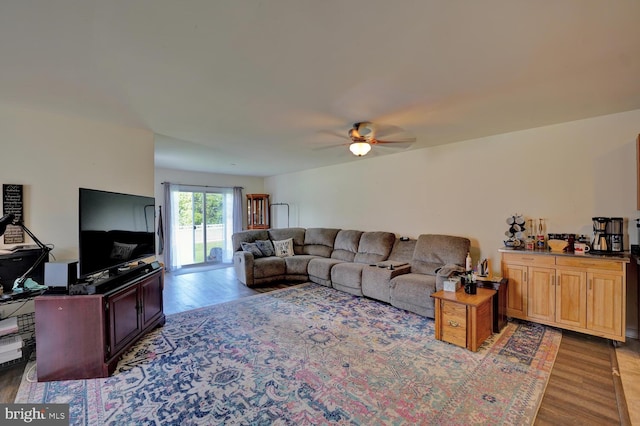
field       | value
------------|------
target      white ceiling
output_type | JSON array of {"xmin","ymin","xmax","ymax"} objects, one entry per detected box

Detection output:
[{"xmin": 2, "ymin": 1, "xmax": 640, "ymax": 177}]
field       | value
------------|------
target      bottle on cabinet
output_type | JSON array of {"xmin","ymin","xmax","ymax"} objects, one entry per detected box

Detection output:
[
  {"xmin": 463, "ymin": 252, "xmax": 477, "ymax": 294},
  {"xmin": 525, "ymin": 219, "xmax": 536, "ymax": 250},
  {"xmin": 536, "ymin": 219, "xmax": 546, "ymax": 250}
]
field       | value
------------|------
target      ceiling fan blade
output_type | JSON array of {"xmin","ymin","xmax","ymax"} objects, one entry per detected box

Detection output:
[
  {"xmin": 374, "ymin": 137, "xmax": 417, "ymax": 144},
  {"xmin": 317, "ymin": 130, "xmax": 350, "ymax": 140},
  {"xmin": 372, "ymin": 141, "xmax": 413, "ymax": 149},
  {"xmin": 370, "ymin": 123, "xmax": 406, "ymax": 138}
]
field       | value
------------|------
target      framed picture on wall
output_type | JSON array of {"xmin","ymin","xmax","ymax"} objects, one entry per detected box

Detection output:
[{"xmin": 2, "ymin": 184, "xmax": 24, "ymax": 244}]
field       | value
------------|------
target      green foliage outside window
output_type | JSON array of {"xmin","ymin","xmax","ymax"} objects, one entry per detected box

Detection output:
[{"xmin": 178, "ymin": 192, "xmax": 223, "ymax": 226}]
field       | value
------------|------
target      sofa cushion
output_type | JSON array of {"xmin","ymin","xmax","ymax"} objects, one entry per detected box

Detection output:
[
  {"xmin": 412, "ymin": 234, "xmax": 470, "ymax": 275},
  {"xmin": 232, "ymin": 230, "xmax": 270, "ymax": 252},
  {"xmin": 302, "ymin": 228, "xmax": 340, "ymax": 257},
  {"xmin": 388, "ymin": 238, "xmax": 417, "ymax": 263},
  {"xmin": 273, "ymin": 238, "xmax": 294, "ymax": 257},
  {"xmin": 308, "ymin": 257, "xmax": 345, "ymax": 287},
  {"xmin": 331, "ymin": 230, "xmax": 363, "ymax": 262},
  {"xmin": 268, "ymin": 228, "xmax": 306, "ymax": 254},
  {"xmin": 389, "ymin": 273, "xmax": 438, "ymax": 318},
  {"xmin": 241, "ymin": 242, "xmax": 264, "ymax": 258},
  {"xmin": 110, "ymin": 242, "xmax": 137, "ymax": 261},
  {"xmin": 362, "ymin": 264, "xmax": 411, "ymax": 303},
  {"xmin": 253, "ymin": 256, "xmax": 286, "ymax": 279},
  {"xmin": 353, "ymin": 231, "xmax": 396, "ymax": 264},
  {"xmin": 255, "ymin": 240, "xmax": 275, "ymax": 257},
  {"xmin": 284, "ymin": 255, "xmax": 316, "ymax": 276},
  {"xmin": 331, "ymin": 263, "xmax": 366, "ymax": 296}
]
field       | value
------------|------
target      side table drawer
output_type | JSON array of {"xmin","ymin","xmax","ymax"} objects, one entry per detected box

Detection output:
[{"xmin": 441, "ymin": 300, "xmax": 467, "ymax": 347}]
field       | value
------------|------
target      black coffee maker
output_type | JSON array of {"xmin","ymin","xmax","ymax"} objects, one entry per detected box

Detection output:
[
  {"xmin": 608, "ymin": 217, "xmax": 624, "ymax": 252},
  {"xmin": 591, "ymin": 217, "xmax": 624, "ymax": 253},
  {"xmin": 592, "ymin": 217, "xmax": 609, "ymax": 252}
]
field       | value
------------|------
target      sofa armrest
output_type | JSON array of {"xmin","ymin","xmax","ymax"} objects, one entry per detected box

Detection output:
[
  {"xmin": 233, "ymin": 251, "xmax": 254, "ymax": 286},
  {"xmin": 363, "ymin": 264, "xmax": 411, "ymax": 283},
  {"xmin": 435, "ymin": 264, "xmax": 464, "ymax": 292},
  {"xmin": 362, "ymin": 264, "xmax": 411, "ymax": 303},
  {"xmin": 436, "ymin": 264, "xmax": 465, "ymax": 278}
]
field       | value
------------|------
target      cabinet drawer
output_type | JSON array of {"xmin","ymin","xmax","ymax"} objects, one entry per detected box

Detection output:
[
  {"xmin": 502, "ymin": 253, "xmax": 556, "ymax": 266},
  {"xmin": 555, "ymin": 257, "xmax": 622, "ymax": 271},
  {"xmin": 441, "ymin": 301, "xmax": 467, "ymax": 347}
]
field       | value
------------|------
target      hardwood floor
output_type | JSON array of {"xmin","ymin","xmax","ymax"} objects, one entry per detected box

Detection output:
[
  {"xmin": 0, "ymin": 265, "xmax": 632, "ymax": 425},
  {"xmin": 162, "ymin": 265, "xmax": 289, "ymax": 315},
  {"xmin": 535, "ymin": 332, "xmax": 629, "ymax": 425}
]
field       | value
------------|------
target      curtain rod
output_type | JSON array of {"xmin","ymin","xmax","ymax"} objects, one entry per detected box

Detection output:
[{"xmin": 161, "ymin": 182, "xmax": 243, "ymax": 189}]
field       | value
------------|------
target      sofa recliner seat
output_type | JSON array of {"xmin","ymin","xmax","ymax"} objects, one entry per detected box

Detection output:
[
  {"xmin": 279, "ymin": 228, "xmax": 340, "ymax": 282},
  {"xmin": 232, "ymin": 228, "xmax": 306, "ymax": 285},
  {"xmin": 361, "ymin": 237, "xmax": 416, "ymax": 303},
  {"xmin": 307, "ymin": 229, "xmax": 363, "ymax": 287},
  {"xmin": 389, "ymin": 234, "xmax": 470, "ymax": 318},
  {"xmin": 330, "ymin": 231, "xmax": 396, "ymax": 296}
]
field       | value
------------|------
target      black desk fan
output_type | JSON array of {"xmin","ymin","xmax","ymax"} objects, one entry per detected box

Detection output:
[{"xmin": 0, "ymin": 213, "xmax": 51, "ymax": 295}]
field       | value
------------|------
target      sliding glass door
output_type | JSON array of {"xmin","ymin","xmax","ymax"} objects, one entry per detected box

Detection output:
[{"xmin": 175, "ymin": 188, "xmax": 233, "ymax": 267}]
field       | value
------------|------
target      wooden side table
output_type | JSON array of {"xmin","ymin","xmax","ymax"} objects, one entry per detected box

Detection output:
[
  {"xmin": 474, "ymin": 277, "xmax": 508, "ymax": 332},
  {"xmin": 431, "ymin": 287, "xmax": 496, "ymax": 352}
]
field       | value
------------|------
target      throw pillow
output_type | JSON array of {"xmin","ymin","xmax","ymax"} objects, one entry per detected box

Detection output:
[
  {"xmin": 241, "ymin": 242, "xmax": 264, "ymax": 258},
  {"xmin": 110, "ymin": 242, "xmax": 137, "ymax": 260},
  {"xmin": 255, "ymin": 240, "xmax": 275, "ymax": 257},
  {"xmin": 273, "ymin": 238, "xmax": 294, "ymax": 257}
]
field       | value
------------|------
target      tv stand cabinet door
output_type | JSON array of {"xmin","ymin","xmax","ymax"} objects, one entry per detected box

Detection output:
[
  {"xmin": 141, "ymin": 272, "xmax": 164, "ymax": 329},
  {"xmin": 35, "ymin": 295, "xmax": 107, "ymax": 381},
  {"xmin": 107, "ymin": 284, "xmax": 141, "ymax": 357}
]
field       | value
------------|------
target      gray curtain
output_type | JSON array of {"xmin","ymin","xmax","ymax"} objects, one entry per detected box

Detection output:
[
  {"xmin": 233, "ymin": 186, "xmax": 243, "ymax": 233},
  {"xmin": 163, "ymin": 182, "xmax": 174, "ymax": 271}
]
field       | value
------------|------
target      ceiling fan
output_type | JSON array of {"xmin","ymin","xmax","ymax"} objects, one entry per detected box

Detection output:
[{"xmin": 346, "ymin": 122, "xmax": 416, "ymax": 156}]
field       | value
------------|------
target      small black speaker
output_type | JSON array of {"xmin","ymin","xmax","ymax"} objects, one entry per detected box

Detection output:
[{"xmin": 44, "ymin": 260, "xmax": 78, "ymax": 289}]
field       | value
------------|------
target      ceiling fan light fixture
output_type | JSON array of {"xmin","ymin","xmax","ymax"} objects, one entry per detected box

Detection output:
[{"xmin": 349, "ymin": 141, "xmax": 371, "ymax": 156}]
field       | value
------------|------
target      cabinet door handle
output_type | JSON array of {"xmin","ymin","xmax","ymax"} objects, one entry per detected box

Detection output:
[
  {"xmin": 524, "ymin": 271, "xmax": 527, "ymax": 283},
  {"xmin": 589, "ymin": 279, "xmax": 592, "ymax": 290},
  {"xmin": 448, "ymin": 320, "xmax": 459, "ymax": 327}
]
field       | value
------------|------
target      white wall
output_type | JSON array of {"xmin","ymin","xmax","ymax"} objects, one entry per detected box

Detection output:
[
  {"xmin": 265, "ymin": 109, "xmax": 640, "ymax": 336},
  {"xmin": 0, "ymin": 104, "xmax": 154, "ymax": 261},
  {"xmin": 153, "ymin": 167, "xmax": 265, "ymax": 264}
]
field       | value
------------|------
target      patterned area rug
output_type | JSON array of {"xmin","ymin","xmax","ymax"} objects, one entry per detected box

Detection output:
[{"xmin": 16, "ymin": 283, "xmax": 561, "ymax": 425}]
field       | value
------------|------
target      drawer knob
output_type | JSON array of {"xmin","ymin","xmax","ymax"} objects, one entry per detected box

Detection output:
[{"xmin": 448, "ymin": 320, "xmax": 459, "ymax": 327}]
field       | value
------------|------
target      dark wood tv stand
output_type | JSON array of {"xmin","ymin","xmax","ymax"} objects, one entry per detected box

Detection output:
[{"xmin": 34, "ymin": 263, "xmax": 165, "ymax": 382}]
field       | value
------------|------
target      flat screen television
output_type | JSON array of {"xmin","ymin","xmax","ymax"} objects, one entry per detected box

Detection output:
[{"xmin": 79, "ymin": 188, "xmax": 156, "ymax": 279}]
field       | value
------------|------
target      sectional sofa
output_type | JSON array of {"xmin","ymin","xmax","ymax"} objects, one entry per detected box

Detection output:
[{"xmin": 232, "ymin": 227, "xmax": 470, "ymax": 319}]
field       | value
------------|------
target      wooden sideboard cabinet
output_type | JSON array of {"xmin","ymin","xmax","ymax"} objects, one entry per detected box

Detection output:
[
  {"xmin": 501, "ymin": 251, "xmax": 627, "ymax": 341},
  {"xmin": 35, "ymin": 266, "xmax": 165, "ymax": 381}
]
